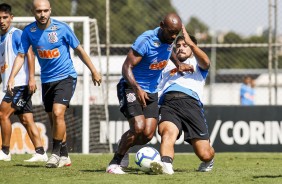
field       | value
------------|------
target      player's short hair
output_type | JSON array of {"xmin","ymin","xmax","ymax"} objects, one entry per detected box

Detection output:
[
  {"xmin": 176, "ymin": 35, "xmax": 197, "ymax": 45},
  {"xmin": 0, "ymin": 3, "xmax": 12, "ymax": 15}
]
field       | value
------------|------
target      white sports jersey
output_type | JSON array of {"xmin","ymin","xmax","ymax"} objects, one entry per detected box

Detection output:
[
  {"xmin": 0, "ymin": 27, "xmax": 29, "ymax": 92},
  {"xmin": 158, "ymin": 56, "xmax": 208, "ymax": 102}
]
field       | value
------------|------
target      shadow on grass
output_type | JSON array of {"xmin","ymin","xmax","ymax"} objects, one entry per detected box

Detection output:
[
  {"xmin": 253, "ymin": 175, "xmax": 282, "ymax": 179},
  {"xmin": 14, "ymin": 164, "xmax": 42, "ymax": 168},
  {"xmin": 79, "ymin": 167, "xmax": 188, "ymax": 175}
]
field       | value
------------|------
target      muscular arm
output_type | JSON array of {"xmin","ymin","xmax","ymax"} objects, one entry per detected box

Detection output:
[
  {"xmin": 74, "ymin": 45, "xmax": 102, "ymax": 86},
  {"xmin": 122, "ymin": 49, "xmax": 148, "ymax": 106},
  {"xmin": 182, "ymin": 25, "xmax": 210, "ymax": 70},
  {"xmin": 26, "ymin": 47, "xmax": 37, "ymax": 93}
]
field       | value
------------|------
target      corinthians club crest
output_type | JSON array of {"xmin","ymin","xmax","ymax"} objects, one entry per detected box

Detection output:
[{"xmin": 48, "ymin": 32, "xmax": 58, "ymax": 43}]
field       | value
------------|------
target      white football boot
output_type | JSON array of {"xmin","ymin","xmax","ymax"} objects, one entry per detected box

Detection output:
[
  {"xmin": 45, "ymin": 154, "xmax": 60, "ymax": 168},
  {"xmin": 58, "ymin": 156, "xmax": 72, "ymax": 167},
  {"xmin": 24, "ymin": 153, "xmax": 48, "ymax": 162},
  {"xmin": 151, "ymin": 161, "xmax": 174, "ymax": 175},
  {"xmin": 0, "ymin": 150, "xmax": 11, "ymax": 161},
  {"xmin": 106, "ymin": 164, "xmax": 126, "ymax": 174}
]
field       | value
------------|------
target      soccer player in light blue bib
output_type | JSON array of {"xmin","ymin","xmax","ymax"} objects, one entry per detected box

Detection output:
[{"xmin": 7, "ymin": 0, "xmax": 101, "ymax": 168}]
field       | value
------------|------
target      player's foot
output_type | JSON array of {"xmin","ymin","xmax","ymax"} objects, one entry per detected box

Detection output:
[
  {"xmin": 198, "ymin": 159, "xmax": 214, "ymax": 172},
  {"xmin": 58, "ymin": 156, "xmax": 71, "ymax": 167},
  {"xmin": 150, "ymin": 161, "xmax": 174, "ymax": 175},
  {"xmin": 24, "ymin": 152, "xmax": 48, "ymax": 162},
  {"xmin": 0, "ymin": 150, "xmax": 11, "ymax": 161},
  {"xmin": 45, "ymin": 154, "xmax": 60, "ymax": 168},
  {"xmin": 116, "ymin": 139, "xmax": 129, "ymax": 168},
  {"xmin": 150, "ymin": 161, "xmax": 163, "ymax": 174},
  {"xmin": 106, "ymin": 164, "xmax": 126, "ymax": 174}
]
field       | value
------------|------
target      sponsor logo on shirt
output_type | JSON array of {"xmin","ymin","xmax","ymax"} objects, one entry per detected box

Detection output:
[
  {"xmin": 50, "ymin": 25, "xmax": 58, "ymax": 31},
  {"xmin": 48, "ymin": 32, "xmax": 58, "ymax": 43},
  {"xmin": 37, "ymin": 48, "xmax": 60, "ymax": 59},
  {"xmin": 149, "ymin": 60, "xmax": 168, "ymax": 70},
  {"xmin": 30, "ymin": 27, "xmax": 37, "ymax": 32},
  {"xmin": 153, "ymin": 41, "xmax": 161, "ymax": 47}
]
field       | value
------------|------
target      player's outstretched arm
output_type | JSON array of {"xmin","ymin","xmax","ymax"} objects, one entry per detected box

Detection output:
[
  {"xmin": 27, "ymin": 46, "xmax": 37, "ymax": 94},
  {"xmin": 122, "ymin": 49, "xmax": 148, "ymax": 107},
  {"xmin": 7, "ymin": 53, "xmax": 26, "ymax": 95},
  {"xmin": 182, "ymin": 25, "xmax": 210, "ymax": 70},
  {"xmin": 75, "ymin": 45, "xmax": 102, "ymax": 86}
]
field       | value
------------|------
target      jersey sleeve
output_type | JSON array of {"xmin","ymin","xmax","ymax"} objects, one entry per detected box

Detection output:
[
  {"xmin": 131, "ymin": 34, "xmax": 149, "ymax": 56},
  {"xmin": 11, "ymin": 29, "xmax": 23, "ymax": 55},
  {"xmin": 19, "ymin": 28, "xmax": 31, "ymax": 54},
  {"xmin": 63, "ymin": 24, "xmax": 80, "ymax": 49}
]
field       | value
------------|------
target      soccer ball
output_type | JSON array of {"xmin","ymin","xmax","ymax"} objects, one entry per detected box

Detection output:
[{"xmin": 135, "ymin": 146, "xmax": 161, "ymax": 173}]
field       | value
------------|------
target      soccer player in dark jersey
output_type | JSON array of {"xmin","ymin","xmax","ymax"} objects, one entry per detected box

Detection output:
[
  {"xmin": 106, "ymin": 13, "xmax": 194, "ymax": 174},
  {"xmin": 7, "ymin": 0, "xmax": 101, "ymax": 168}
]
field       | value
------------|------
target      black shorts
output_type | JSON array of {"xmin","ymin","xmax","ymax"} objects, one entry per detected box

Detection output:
[
  {"xmin": 42, "ymin": 75, "xmax": 77, "ymax": 112},
  {"xmin": 159, "ymin": 92, "xmax": 209, "ymax": 144},
  {"xmin": 117, "ymin": 81, "xmax": 158, "ymax": 119},
  {"xmin": 2, "ymin": 86, "xmax": 33, "ymax": 115}
]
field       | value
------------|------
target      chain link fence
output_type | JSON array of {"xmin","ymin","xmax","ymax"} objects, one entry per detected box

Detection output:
[{"xmin": 6, "ymin": 0, "xmax": 282, "ymax": 105}]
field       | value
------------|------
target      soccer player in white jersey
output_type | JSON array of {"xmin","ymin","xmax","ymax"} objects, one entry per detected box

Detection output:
[
  {"xmin": 7, "ymin": 0, "xmax": 101, "ymax": 168},
  {"xmin": 151, "ymin": 25, "xmax": 215, "ymax": 174},
  {"xmin": 0, "ymin": 3, "xmax": 48, "ymax": 162}
]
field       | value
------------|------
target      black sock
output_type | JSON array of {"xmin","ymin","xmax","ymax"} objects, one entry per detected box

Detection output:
[
  {"xmin": 161, "ymin": 156, "xmax": 173, "ymax": 163},
  {"xmin": 60, "ymin": 142, "xmax": 68, "ymax": 157},
  {"xmin": 35, "ymin": 147, "xmax": 45, "ymax": 155},
  {"xmin": 2, "ymin": 146, "xmax": 9, "ymax": 155},
  {"xmin": 109, "ymin": 153, "xmax": 124, "ymax": 165},
  {"xmin": 52, "ymin": 139, "xmax": 62, "ymax": 156}
]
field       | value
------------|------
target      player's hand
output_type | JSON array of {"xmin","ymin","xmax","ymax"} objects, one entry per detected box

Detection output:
[
  {"xmin": 136, "ymin": 88, "xmax": 149, "ymax": 107},
  {"xmin": 177, "ymin": 62, "xmax": 194, "ymax": 74},
  {"xmin": 7, "ymin": 79, "xmax": 15, "ymax": 96},
  {"xmin": 181, "ymin": 24, "xmax": 194, "ymax": 46},
  {"xmin": 28, "ymin": 78, "xmax": 37, "ymax": 94},
  {"xmin": 92, "ymin": 72, "xmax": 102, "ymax": 86}
]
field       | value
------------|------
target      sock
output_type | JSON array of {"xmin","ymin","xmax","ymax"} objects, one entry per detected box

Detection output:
[
  {"xmin": 161, "ymin": 156, "xmax": 173, "ymax": 163},
  {"xmin": 35, "ymin": 147, "xmax": 45, "ymax": 155},
  {"xmin": 52, "ymin": 139, "xmax": 62, "ymax": 156},
  {"xmin": 2, "ymin": 146, "xmax": 10, "ymax": 155},
  {"xmin": 60, "ymin": 142, "xmax": 68, "ymax": 157},
  {"xmin": 109, "ymin": 152, "xmax": 124, "ymax": 165}
]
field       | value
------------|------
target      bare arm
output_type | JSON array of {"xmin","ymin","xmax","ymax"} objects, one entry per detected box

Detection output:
[
  {"xmin": 74, "ymin": 45, "xmax": 102, "ymax": 86},
  {"xmin": 26, "ymin": 47, "xmax": 37, "ymax": 94},
  {"xmin": 122, "ymin": 49, "xmax": 148, "ymax": 106},
  {"xmin": 182, "ymin": 25, "xmax": 210, "ymax": 70},
  {"xmin": 7, "ymin": 53, "xmax": 26, "ymax": 95}
]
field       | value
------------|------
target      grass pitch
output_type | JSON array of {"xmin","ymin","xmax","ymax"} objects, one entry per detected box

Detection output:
[{"xmin": 0, "ymin": 153, "xmax": 281, "ymax": 184}]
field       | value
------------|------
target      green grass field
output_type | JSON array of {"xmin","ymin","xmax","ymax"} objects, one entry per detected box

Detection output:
[{"xmin": 0, "ymin": 153, "xmax": 282, "ymax": 184}]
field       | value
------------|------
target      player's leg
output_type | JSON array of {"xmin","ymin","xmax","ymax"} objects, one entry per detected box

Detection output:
[
  {"xmin": 44, "ymin": 76, "xmax": 76, "ymax": 168},
  {"xmin": 106, "ymin": 114, "xmax": 146, "ymax": 174},
  {"xmin": 18, "ymin": 112, "xmax": 48, "ymax": 162},
  {"xmin": 151, "ymin": 121, "xmax": 178, "ymax": 175},
  {"xmin": 45, "ymin": 103, "xmax": 67, "ymax": 168},
  {"xmin": 0, "ymin": 101, "xmax": 15, "ymax": 161},
  {"xmin": 191, "ymin": 139, "xmax": 215, "ymax": 172},
  {"xmin": 46, "ymin": 112, "xmax": 70, "ymax": 167}
]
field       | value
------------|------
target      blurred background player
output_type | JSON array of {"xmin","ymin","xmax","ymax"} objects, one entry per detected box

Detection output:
[
  {"xmin": 7, "ymin": 0, "xmax": 102, "ymax": 168},
  {"xmin": 240, "ymin": 75, "xmax": 255, "ymax": 105},
  {"xmin": 151, "ymin": 26, "xmax": 214, "ymax": 174},
  {"xmin": 105, "ymin": 13, "xmax": 194, "ymax": 174},
  {"xmin": 0, "ymin": 3, "xmax": 47, "ymax": 162}
]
